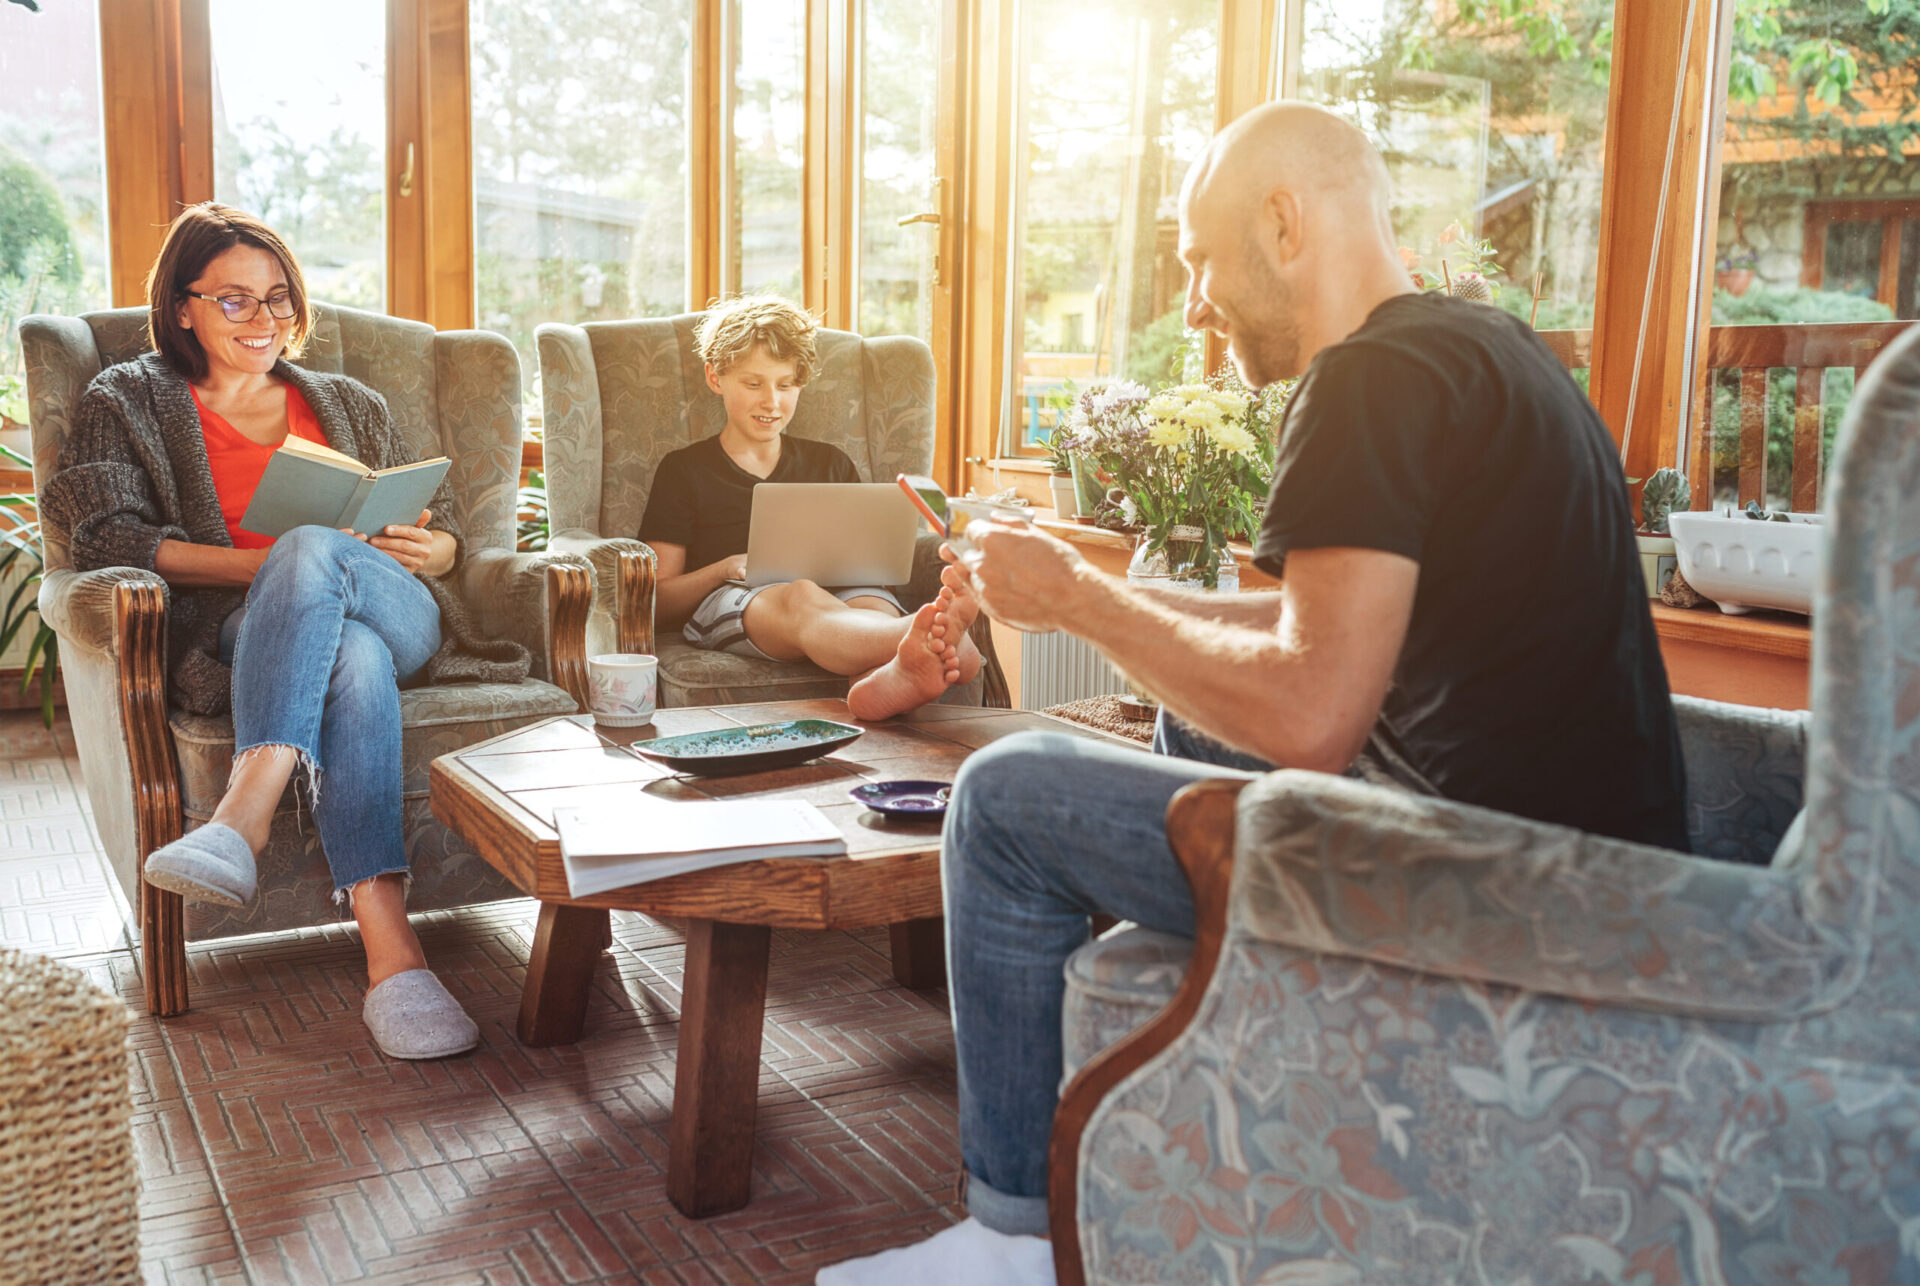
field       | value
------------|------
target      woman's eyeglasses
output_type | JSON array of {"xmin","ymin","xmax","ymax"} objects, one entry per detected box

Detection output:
[{"xmin": 185, "ymin": 290, "xmax": 297, "ymax": 323}]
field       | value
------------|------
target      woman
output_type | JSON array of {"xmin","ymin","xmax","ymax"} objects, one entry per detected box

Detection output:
[{"xmin": 43, "ymin": 203, "xmax": 529, "ymax": 1059}]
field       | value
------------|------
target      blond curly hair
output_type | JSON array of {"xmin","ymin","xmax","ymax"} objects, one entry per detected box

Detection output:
[{"xmin": 696, "ymin": 295, "xmax": 820, "ymax": 384}]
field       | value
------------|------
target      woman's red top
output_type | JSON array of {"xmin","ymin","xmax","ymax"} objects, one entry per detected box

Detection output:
[{"xmin": 193, "ymin": 383, "xmax": 331, "ymax": 550}]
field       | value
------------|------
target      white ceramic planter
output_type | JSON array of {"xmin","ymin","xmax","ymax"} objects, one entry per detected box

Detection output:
[
  {"xmin": 1667, "ymin": 509, "xmax": 1823, "ymax": 616},
  {"xmin": 1047, "ymin": 472, "xmax": 1077, "ymax": 517}
]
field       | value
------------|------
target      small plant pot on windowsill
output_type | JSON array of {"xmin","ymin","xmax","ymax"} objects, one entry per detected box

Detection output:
[
  {"xmin": 1636, "ymin": 531, "xmax": 1677, "ymax": 599},
  {"xmin": 0, "ymin": 418, "xmax": 29, "ymax": 462},
  {"xmin": 1715, "ymin": 269, "xmax": 1754, "ymax": 297},
  {"xmin": 1047, "ymin": 471, "xmax": 1077, "ymax": 518}
]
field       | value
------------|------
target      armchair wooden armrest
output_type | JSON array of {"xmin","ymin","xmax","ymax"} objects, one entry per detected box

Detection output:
[
  {"xmin": 457, "ymin": 550, "xmax": 595, "ymax": 709},
  {"xmin": 1049, "ymin": 778, "xmax": 1246, "ymax": 1286}
]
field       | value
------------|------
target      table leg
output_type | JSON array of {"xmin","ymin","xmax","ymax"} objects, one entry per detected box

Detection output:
[
  {"xmin": 517, "ymin": 902, "xmax": 610, "ymax": 1047},
  {"xmin": 667, "ymin": 919, "xmax": 772, "ymax": 1218},
  {"xmin": 888, "ymin": 916, "xmax": 947, "ymax": 989}
]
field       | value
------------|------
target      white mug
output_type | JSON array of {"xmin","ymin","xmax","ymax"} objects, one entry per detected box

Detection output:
[{"xmin": 587, "ymin": 653, "xmax": 658, "ymax": 726}]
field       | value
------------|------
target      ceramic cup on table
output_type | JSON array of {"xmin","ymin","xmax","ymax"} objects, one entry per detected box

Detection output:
[{"xmin": 587, "ymin": 653, "xmax": 658, "ymax": 726}]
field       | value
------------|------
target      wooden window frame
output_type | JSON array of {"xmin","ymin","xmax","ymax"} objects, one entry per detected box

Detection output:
[
  {"xmin": 1800, "ymin": 197, "xmax": 1920, "ymax": 310},
  {"xmin": 102, "ymin": 0, "xmax": 471, "ymax": 328},
  {"xmin": 95, "ymin": 0, "xmax": 1745, "ymax": 507}
]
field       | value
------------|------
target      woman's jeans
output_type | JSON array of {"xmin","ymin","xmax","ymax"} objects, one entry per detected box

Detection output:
[
  {"xmin": 218, "ymin": 525, "xmax": 442, "ymax": 901},
  {"xmin": 943, "ymin": 713, "xmax": 1269, "ymax": 1237}
]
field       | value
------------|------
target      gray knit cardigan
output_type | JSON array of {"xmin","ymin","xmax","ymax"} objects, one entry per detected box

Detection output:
[{"xmin": 41, "ymin": 352, "xmax": 531, "ymax": 716}]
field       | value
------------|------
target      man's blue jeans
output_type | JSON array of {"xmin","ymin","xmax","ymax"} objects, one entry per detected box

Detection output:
[
  {"xmin": 943, "ymin": 713, "xmax": 1270, "ymax": 1236},
  {"xmin": 218, "ymin": 526, "xmax": 443, "ymax": 902}
]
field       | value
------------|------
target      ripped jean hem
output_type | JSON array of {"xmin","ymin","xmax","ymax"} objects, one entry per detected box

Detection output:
[{"xmin": 334, "ymin": 870, "xmax": 414, "ymax": 910}]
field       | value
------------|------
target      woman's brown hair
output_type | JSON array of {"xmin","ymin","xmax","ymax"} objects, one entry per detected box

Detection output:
[{"xmin": 145, "ymin": 203, "xmax": 314, "ymax": 380}]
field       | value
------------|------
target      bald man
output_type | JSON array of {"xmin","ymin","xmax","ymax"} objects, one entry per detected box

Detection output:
[{"xmin": 817, "ymin": 103, "xmax": 1687, "ymax": 1285}]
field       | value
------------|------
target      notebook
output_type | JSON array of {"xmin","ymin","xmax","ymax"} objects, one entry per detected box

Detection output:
[
  {"xmin": 239, "ymin": 435, "xmax": 451, "ymax": 539},
  {"xmin": 553, "ymin": 793, "xmax": 848, "ymax": 897}
]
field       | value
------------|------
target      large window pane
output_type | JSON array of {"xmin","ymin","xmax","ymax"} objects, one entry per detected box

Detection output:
[
  {"xmin": 471, "ymin": 0, "xmax": 692, "ymax": 384},
  {"xmin": 859, "ymin": 0, "xmax": 940, "ymax": 341},
  {"xmin": 1297, "ymin": 0, "xmax": 1613, "ymax": 337},
  {"xmin": 1701, "ymin": 4, "xmax": 1919, "ymax": 512},
  {"xmin": 0, "ymin": 1, "xmax": 112, "ymax": 397},
  {"xmin": 1006, "ymin": 0, "xmax": 1219, "ymax": 454},
  {"xmin": 730, "ymin": 0, "xmax": 804, "ymax": 298},
  {"xmin": 211, "ymin": 0, "xmax": 385, "ymax": 310}
]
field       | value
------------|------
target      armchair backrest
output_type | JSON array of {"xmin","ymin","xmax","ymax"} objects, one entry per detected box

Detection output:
[
  {"xmin": 1800, "ymin": 319, "xmax": 1920, "ymax": 1036},
  {"xmin": 21, "ymin": 302, "xmax": 524, "ymax": 568},
  {"xmin": 537, "ymin": 312, "xmax": 936, "ymax": 542}
]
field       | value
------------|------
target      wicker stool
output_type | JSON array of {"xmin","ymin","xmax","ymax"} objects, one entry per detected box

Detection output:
[{"xmin": 0, "ymin": 949, "xmax": 139, "ymax": 1285}]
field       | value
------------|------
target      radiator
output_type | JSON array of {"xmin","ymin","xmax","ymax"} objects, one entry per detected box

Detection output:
[{"xmin": 1019, "ymin": 630, "xmax": 1130, "ymax": 710}]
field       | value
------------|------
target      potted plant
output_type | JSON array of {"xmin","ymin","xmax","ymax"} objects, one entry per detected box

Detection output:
[
  {"xmin": 1716, "ymin": 247, "xmax": 1758, "ymax": 297},
  {"xmin": 1041, "ymin": 421, "xmax": 1078, "ymax": 517},
  {"xmin": 1636, "ymin": 467, "xmax": 1689, "ymax": 598},
  {"xmin": 1069, "ymin": 370, "xmax": 1282, "ymax": 593},
  {"xmin": 0, "ymin": 442, "xmax": 60, "ymax": 726},
  {"xmin": 0, "ymin": 375, "xmax": 29, "ymax": 460}
]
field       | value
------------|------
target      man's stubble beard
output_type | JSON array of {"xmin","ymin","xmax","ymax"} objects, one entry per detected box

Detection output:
[{"xmin": 1228, "ymin": 255, "xmax": 1302, "ymax": 389}]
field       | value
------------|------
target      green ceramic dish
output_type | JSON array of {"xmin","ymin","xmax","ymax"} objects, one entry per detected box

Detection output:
[{"xmin": 626, "ymin": 719, "xmax": 864, "ymax": 775}]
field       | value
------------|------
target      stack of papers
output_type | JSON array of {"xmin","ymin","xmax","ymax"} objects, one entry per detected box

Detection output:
[{"xmin": 553, "ymin": 792, "xmax": 847, "ymax": 897}]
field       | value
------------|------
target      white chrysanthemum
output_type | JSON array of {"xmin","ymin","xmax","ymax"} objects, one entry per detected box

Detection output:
[
  {"xmin": 1206, "ymin": 389, "xmax": 1251, "ymax": 417},
  {"xmin": 1180, "ymin": 400, "xmax": 1225, "ymax": 433},
  {"xmin": 1206, "ymin": 421, "xmax": 1256, "ymax": 454},
  {"xmin": 1147, "ymin": 417, "xmax": 1189, "ymax": 448}
]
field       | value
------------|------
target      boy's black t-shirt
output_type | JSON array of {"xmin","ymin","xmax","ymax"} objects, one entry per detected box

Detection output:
[
  {"xmin": 638, "ymin": 433, "xmax": 861, "ymax": 571},
  {"xmin": 1254, "ymin": 292, "xmax": 1691, "ymax": 852}
]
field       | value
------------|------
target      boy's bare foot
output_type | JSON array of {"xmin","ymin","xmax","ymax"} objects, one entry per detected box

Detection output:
[
  {"xmin": 847, "ymin": 602, "xmax": 960, "ymax": 720},
  {"xmin": 939, "ymin": 563, "xmax": 984, "ymax": 636},
  {"xmin": 932, "ymin": 586, "xmax": 983, "ymax": 685}
]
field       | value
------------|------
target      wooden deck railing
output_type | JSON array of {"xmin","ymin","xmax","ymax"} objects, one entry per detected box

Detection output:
[{"xmin": 1540, "ymin": 320, "xmax": 1911, "ymax": 511}]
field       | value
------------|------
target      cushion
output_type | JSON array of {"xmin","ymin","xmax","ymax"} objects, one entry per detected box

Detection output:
[{"xmin": 1061, "ymin": 925, "xmax": 1193, "ymax": 1082}]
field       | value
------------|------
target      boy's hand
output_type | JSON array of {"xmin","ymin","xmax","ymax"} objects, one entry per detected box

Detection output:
[
  {"xmin": 371, "ymin": 508, "xmax": 437, "ymax": 572},
  {"xmin": 717, "ymin": 553, "xmax": 750, "ymax": 583}
]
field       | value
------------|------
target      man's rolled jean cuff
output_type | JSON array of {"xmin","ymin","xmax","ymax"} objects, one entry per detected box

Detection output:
[{"xmin": 965, "ymin": 1170, "xmax": 1050, "ymax": 1238}]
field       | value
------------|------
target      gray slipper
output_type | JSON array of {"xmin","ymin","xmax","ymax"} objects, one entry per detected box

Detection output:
[
  {"xmin": 362, "ymin": 969, "xmax": 480, "ymax": 1060},
  {"xmin": 143, "ymin": 822, "xmax": 257, "ymax": 907}
]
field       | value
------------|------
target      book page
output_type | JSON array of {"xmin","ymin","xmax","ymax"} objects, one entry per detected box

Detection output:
[{"xmin": 278, "ymin": 434, "xmax": 369, "ymax": 472}]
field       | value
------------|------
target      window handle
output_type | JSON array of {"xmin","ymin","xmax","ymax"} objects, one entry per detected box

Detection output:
[
  {"xmin": 897, "ymin": 211, "xmax": 940, "ymax": 227},
  {"xmin": 399, "ymin": 142, "xmax": 415, "ymax": 198}
]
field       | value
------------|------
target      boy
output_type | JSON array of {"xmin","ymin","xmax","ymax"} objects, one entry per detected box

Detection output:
[{"xmin": 638, "ymin": 295, "xmax": 980, "ymax": 719}]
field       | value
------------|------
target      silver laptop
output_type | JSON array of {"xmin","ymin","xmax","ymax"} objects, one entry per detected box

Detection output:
[{"xmin": 743, "ymin": 483, "xmax": 919, "ymax": 588}]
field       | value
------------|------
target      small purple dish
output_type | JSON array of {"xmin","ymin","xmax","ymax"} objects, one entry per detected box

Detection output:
[{"xmin": 849, "ymin": 779, "xmax": 953, "ymax": 818}]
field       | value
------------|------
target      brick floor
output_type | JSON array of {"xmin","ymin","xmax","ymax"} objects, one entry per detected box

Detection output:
[{"xmin": 0, "ymin": 711, "xmax": 964, "ymax": 1284}]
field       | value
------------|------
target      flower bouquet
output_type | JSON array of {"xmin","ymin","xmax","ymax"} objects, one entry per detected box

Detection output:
[{"xmin": 1065, "ymin": 366, "xmax": 1285, "ymax": 591}]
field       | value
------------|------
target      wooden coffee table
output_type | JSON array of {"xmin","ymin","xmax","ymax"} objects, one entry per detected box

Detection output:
[{"xmin": 429, "ymin": 696, "xmax": 1135, "ymax": 1218}]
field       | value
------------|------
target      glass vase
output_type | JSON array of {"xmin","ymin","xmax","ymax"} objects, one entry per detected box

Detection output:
[{"xmin": 1125, "ymin": 524, "xmax": 1239, "ymax": 594}]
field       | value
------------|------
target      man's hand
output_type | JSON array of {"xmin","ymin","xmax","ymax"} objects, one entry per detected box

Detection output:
[
  {"xmin": 940, "ymin": 519, "xmax": 1090, "ymax": 633},
  {"xmin": 370, "ymin": 509, "xmax": 438, "ymax": 573}
]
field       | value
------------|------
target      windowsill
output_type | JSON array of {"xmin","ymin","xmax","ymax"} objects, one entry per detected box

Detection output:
[
  {"xmin": 1649, "ymin": 602, "xmax": 1809, "ymax": 660},
  {"xmin": 1045, "ymin": 516, "xmax": 1806, "ymax": 653}
]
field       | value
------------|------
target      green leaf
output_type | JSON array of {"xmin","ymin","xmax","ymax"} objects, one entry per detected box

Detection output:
[{"xmin": 0, "ymin": 442, "xmax": 32, "ymax": 469}]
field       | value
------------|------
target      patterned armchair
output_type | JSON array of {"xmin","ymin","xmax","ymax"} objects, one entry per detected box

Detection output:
[
  {"xmin": 1048, "ymin": 323, "xmax": 1920, "ymax": 1284},
  {"xmin": 535, "ymin": 313, "xmax": 1007, "ymax": 708},
  {"xmin": 23, "ymin": 303, "xmax": 593, "ymax": 1016}
]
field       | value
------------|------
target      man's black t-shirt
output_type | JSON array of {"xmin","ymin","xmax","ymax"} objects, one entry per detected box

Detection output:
[
  {"xmin": 1254, "ymin": 292, "xmax": 1690, "ymax": 851},
  {"xmin": 638, "ymin": 433, "xmax": 861, "ymax": 571}
]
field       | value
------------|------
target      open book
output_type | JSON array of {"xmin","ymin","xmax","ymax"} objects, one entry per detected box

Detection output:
[
  {"xmin": 238, "ymin": 435, "xmax": 450, "ymax": 539},
  {"xmin": 553, "ymin": 793, "xmax": 847, "ymax": 897}
]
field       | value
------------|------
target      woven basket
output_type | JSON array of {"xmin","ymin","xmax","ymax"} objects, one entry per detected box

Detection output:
[{"xmin": 0, "ymin": 949, "xmax": 140, "ymax": 1285}]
